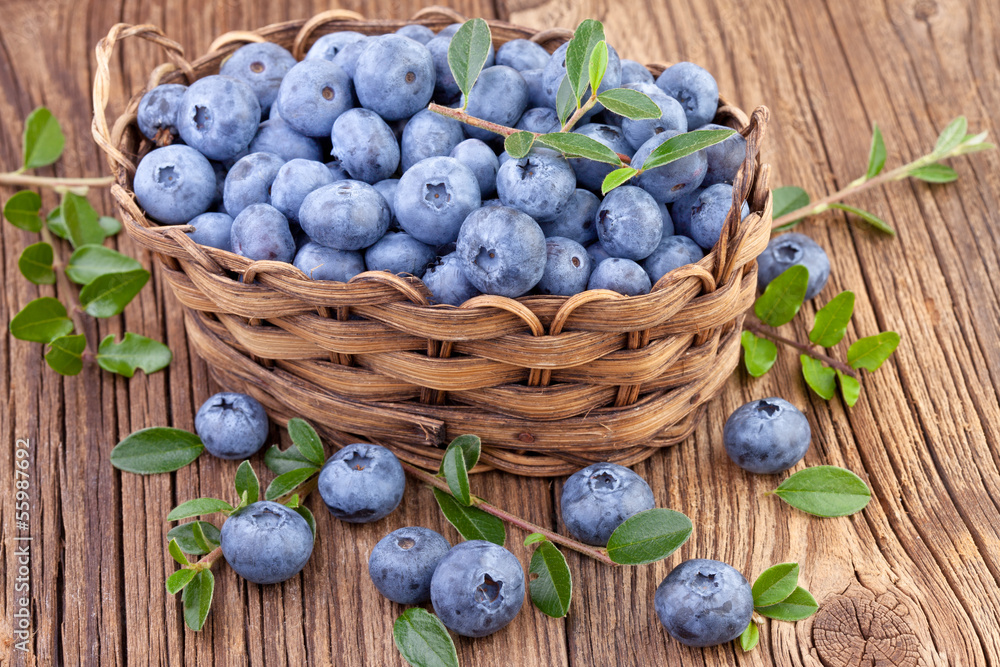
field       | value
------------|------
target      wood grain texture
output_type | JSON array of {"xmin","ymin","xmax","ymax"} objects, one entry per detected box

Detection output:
[{"xmin": 1, "ymin": 0, "xmax": 998, "ymax": 666}]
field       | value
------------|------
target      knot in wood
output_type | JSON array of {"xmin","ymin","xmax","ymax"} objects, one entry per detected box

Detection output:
[
  {"xmin": 813, "ymin": 596, "xmax": 920, "ymax": 667},
  {"xmin": 517, "ymin": 432, "xmax": 535, "ymax": 444}
]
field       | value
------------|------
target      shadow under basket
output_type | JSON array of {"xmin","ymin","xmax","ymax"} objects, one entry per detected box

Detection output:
[{"xmin": 92, "ymin": 7, "xmax": 773, "ymax": 476}]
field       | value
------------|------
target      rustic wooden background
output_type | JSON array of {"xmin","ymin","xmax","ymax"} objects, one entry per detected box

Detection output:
[{"xmin": 2, "ymin": 0, "xmax": 999, "ymax": 665}]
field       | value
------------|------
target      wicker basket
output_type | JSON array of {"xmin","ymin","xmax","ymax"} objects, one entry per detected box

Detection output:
[{"xmin": 91, "ymin": 7, "xmax": 772, "ymax": 476}]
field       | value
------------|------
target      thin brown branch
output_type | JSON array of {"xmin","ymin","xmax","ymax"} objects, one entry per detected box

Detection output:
[{"xmin": 745, "ymin": 320, "xmax": 856, "ymax": 377}]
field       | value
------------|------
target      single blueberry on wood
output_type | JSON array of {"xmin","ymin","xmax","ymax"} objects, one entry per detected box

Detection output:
[
  {"xmin": 560, "ymin": 463, "xmax": 655, "ymax": 546},
  {"xmin": 368, "ymin": 526, "xmax": 451, "ymax": 605},
  {"xmin": 317, "ymin": 443, "xmax": 405, "ymax": 523},
  {"xmin": 195, "ymin": 391, "xmax": 269, "ymax": 460},
  {"xmin": 430, "ymin": 540, "xmax": 525, "ymax": 637},
  {"xmin": 655, "ymin": 558, "xmax": 753, "ymax": 647},
  {"xmin": 220, "ymin": 500, "xmax": 314, "ymax": 585},
  {"xmin": 723, "ymin": 397, "xmax": 811, "ymax": 474}
]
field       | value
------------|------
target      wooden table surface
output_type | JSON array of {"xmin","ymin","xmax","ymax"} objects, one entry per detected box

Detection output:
[{"xmin": 2, "ymin": 0, "xmax": 999, "ymax": 665}]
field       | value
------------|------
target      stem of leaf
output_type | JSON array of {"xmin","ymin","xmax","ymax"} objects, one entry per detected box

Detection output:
[
  {"xmin": 560, "ymin": 93, "xmax": 599, "ymax": 133},
  {"xmin": 401, "ymin": 462, "xmax": 617, "ymax": 566},
  {"xmin": 745, "ymin": 320, "xmax": 856, "ymax": 378},
  {"xmin": 190, "ymin": 546, "xmax": 224, "ymax": 572},
  {"xmin": 0, "ymin": 172, "xmax": 115, "ymax": 189},
  {"xmin": 427, "ymin": 103, "xmax": 520, "ymax": 138}
]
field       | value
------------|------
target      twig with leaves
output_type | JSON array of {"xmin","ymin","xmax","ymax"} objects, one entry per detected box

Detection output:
[{"xmin": 3, "ymin": 108, "xmax": 171, "ymax": 377}]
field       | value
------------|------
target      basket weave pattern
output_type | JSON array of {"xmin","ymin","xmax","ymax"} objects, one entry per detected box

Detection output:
[{"xmin": 92, "ymin": 8, "xmax": 772, "ymax": 476}]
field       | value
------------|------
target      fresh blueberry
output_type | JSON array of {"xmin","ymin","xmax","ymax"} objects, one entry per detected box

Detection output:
[
  {"xmin": 134, "ymin": 145, "xmax": 216, "ymax": 224},
  {"xmin": 757, "ymin": 233, "xmax": 831, "ymax": 300},
  {"xmin": 723, "ymin": 397, "xmax": 811, "ymax": 474},
  {"xmin": 496, "ymin": 150, "xmax": 575, "ymax": 222},
  {"xmin": 619, "ymin": 82, "xmax": 688, "ymax": 151},
  {"xmin": 137, "ymin": 84, "xmax": 187, "ymax": 142},
  {"xmin": 220, "ymin": 42, "xmax": 296, "ymax": 114},
  {"xmin": 430, "ymin": 540, "xmax": 525, "ymax": 638},
  {"xmin": 365, "ymin": 231, "xmax": 436, "ymax": 277},
  {"xmin": 293, "ymin": 242, "xmax": 365, "ymax": 281},
  {"xmin": 515, "ymin": 107, "xmax": 561, "ymax": 134},
  {"xmin": 658, "ymin": 200, "xmax": 675, "ymax": 237},
  {"xmin": 395, "ymin": 156, "xmax": 482, "ymax": 246},
  {"xmin": 538, "ymin": 236, "xmax": 592, "ymax": 296},
  {"xmin": 423, "ymin": 252, "xmax": 481, "ymax": 305},
  {"xmin": 220, "ymin": 500, "xmax": 314, "ymax": 585},
  {"xmin": 673, "ymin": 183, "xmax": 748, "ymax": 250},
  {"xmin": 569, "ymin": 123, "xmax": 633, "ymax": 193},
  {"xmin": 269, "ymin": 158, "xmax": 335, "ymax": 222},
  {"xmin": 560, "ymin": 463, "xmax": 655, "ymax": 546},
  {"xmin": 595, "ymin": 185, "xmax": 663, "ymax": 260},
  {"xmin": 305, "ymin": 31, "xmax": 366, "ymax": 61},
  {"xmin": 450, "ymin": 138, "xmax": 500, "ymax": 197},
  {"xmin": 655, "ymin": 559, "xmax": 753, "ymax": 647},
  {"xmin": 588, "ymin": 258, "xmax": 652, "ymax": 296},
  {"xmin": 586, "ymin": 240, "xmax": 613, "ymax": 266},
  {"xmin": 186, "ymin": 212, "xmax": 234, "ymax": 251},
  {"xmin": 456, "ymin": 205, "xmax": 547, "ymax": 298},
  {"xmin": 425, "ymin": 36, "xmax": 461, "ymax": 102},
  {"xmin": 299, "ymin": 181, "xmax": 391, "ymax": 250},
  {"xmin": 249, "ymin": 116, "xmax": 323, "ymax": 163},
  {"xmin": 401, "ymin": 109, "xmax": 464, "ymax": 172},
  {"xmin": 354, "ymin": 35, "xmax": 435, "ymax": 121},
  {"xmin": 620, "ymin": 59, "xmax": 654, "ymax": 85},
  {"xmin": 275, "ymin": 59, "xmax": 353, "ymax": 137},
  {"xmin": 643, "ymin": 235, "xmax": 705, "ymax": 284},
  {"xmin": 330, "ymin": 37, "xmax": 370, "ymax": 78},
  {"xmin": 317, "ymin": 443, "xmax": 406, "ymax": 523},
  {"xmin": 372, "ymin": 179, "xmax": 399, "ymax": 220},
  {"xmin": 223, "ymin": 151, "xmax": 285, "ymax": 218},
  {"xmin": 231, "ymin": 203, "xmax": 296, "ymax": 262},
  {"xmin": 195, "ymin": 391, "xmax": 269, "ymax": 459},
  {"xmin": 368, "ymin": 526, "xmax": 451, "ymax": 605},
  {"xmin": 521, "ymin": 68, "xmax": 549, "ymax": 109},
  {"xmin": 462, "ymin": 66, "xmax": 529, "ymax": 142},
  {"xmin": 699, "ymin": 123, "xmax": 747, "ymax": 186},
  {"xmin": 395, "ymin": 24, "xmax": 436, "ymax": 45},
  {"xmin": 632, "ymin": 130, "xmax": 707, "ymax": 203},
  {"xmin": 177, "ymin": 75, "xmax": 261, "ymax": 160},
  {"xmin": 655, "ymin": 62, "xmax": 719, "ymax": 129},
  {"xmin": 539, "ymin": 188, "xmax": 601, "ymax": 245},
  {"xmin": 331, "ymin": 108, "xmax": 401, "ymax": 183},
  {"xmin": 496, "ymin": 39, "xmax": 549, "ymax": 71}
]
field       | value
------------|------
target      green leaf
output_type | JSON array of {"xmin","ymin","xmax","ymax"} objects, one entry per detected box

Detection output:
[
  {"xmin": 865, "ymin": 123, "xmax": 886, "ymax": 179},
  {"xmin": 773, "ymin": 465, "xmax": 871, "ymax": 517},
  {"xmin": 447, "ymin": 434, "xmax": 481, "ymax": 471},
  {"xmin": 755, "ymin": 586, "xmax": 819, "ymax": 621},
  {"xmin": 96, "ymin": 332, "xmax": 172, "ymax": 377},
  {"xmin": 393, "ymin": 608, "xmax": 459, "ymax": 667},
  {"xmin": 910, "ymin": 163, "xmax": 958, "ymax": 183},
  {"xmin": 565, "ymin": 19, "xmax": 606, "ymax": 102},
  {"xmin": 287, "ymin": 418, "xmax": 325, "ymax": 467},
  {"xmin": 168, "ymin": 538, "xmax": 189, "ymax": 565},
  {"xmin": 264, "ymin": 443, "xmax": 316, "ymax": 474},
  {"xmin": 754, "ymin": 265, "xmax": 809, "ymax": 327},
  {"xmin": 62, "ymin": 192, "xmax": 105, "ymax": 248},
  {"xmin": 78, "ymin": 268, "xmax": 150, "ymax": 318},
  {"xmin": 771, "ymin": 186, "xmax": 810, "ymax": 229},
  {"xmin": 809, "ymin": 291, "xmax": 855, "ymax": 347},
  {"xmin": 588, "ymin": 41, "xmax": 609, "ymax": 98},
  {"xmin": 293, "ymin": 504, "xmax": 316, "ymax": 538},
  {"xmin": 504, "ymin": 131, "xmax": 535, "ymax": 159},
  {"xmin": 182, "ymin": 570, "xmax": 215, "ymax": 631},
  {"xmin": 448, "ymin": 18, "xmax": 492, "ymax": 107},
  {"xmin": 837, "ymin": 370, "xmax": 861, "ymax": 407},
  {"xmin": 167, "ymin": 521, "xmax": 221, "ymax": 555},
  {"xmin": 45, "ymin": 334, "xmax": 87, "ymax": 376},
  {"xmin": 167, "ymin": 498, "xmax": 235, "ymax": 522},
  {"xmin": 741, "ymin": 330, "xmax": 778, "ymax": 377},
  {"xmin": 528, "ymin": 539, "xmax": 573, "ymax": 618},
  {"xmin": 46, "ymin": 206, "xmax": 68, "ymax": 239},
  {"xmin": 524, "ymin": 532, "xmax": 547, "ymax": 546},
  {"xmin": 19, "ymin": 242, "xmax": 55, "ymax": 285},
  {"xmin": 640, "ymin": 129, "xmax": 736, "ymax": 171},
  {"xmin": 596, "ymin": 88, "xmax": 661, "ymax": 120},
  {"xmin": 234, "ymin": 461, "xmax": 260, "ymax": 505},
  {"xmin": 740, "ymin": 620, "xmax": 759, "ymax": 652},
  {"xmin": 752, "ymin": 563, "xmax": 799, "ymax": 607},
  {"xmin": 9, "ymin": 297, "xmax": 74, "ymax": 343},
  {"xmin": 3, "ymin": 190, "xmax": 43, "ymax": 231},
  {"xmin": 442, "ymin": 445, "xmax": 471, "ymax": 506},
  {"xmin": 66, "ymin": 244, "xmax": 143, "ymax": 285},
  {"xmin": 606, "ymin": 508, "xmax": 693, "ymax": 565},
  {"xmin": 602, "ymin": 167, "xmax": 639, "ymax": 194},
  {"xmin": 828, "ymin": 203, "xmax": 895, "ymax": 235},
  {"xmin": 166, "ymin": 568, "xmax": 196, "ymax": 595},
  {"xmin": 847, "ymin": 331, "xmax": 900, "ymax": 371},
  {"xmin": 555, "ymin": 75, "xmax": 575, "ymax": 127},
  {"xmin": 22, "ymin": 107, "xmax": 65, "ymax": 169},
  {"xmin": 264, "ymin": 467, "xmax": 319, "ymax": 501},
  {"xmin": 934, "ymin": 116, "xmax": 967, "ymax": 155},
  {"xmin": 110, "ymin": 427, "xmax": 205, "ymax": 474},
  {"xmin": 537, "ymin": 132, "xmax": 623, "ymax": 165},
  {"xmin": 284, "ymin": 493, "xmax": 300, "ymax": 509},
  {"xmin": 801, "ymin": 355, "xmax": 836, "ymax": 399},
  {"xmin": 99, "ymin": 216, "xmax": 122, "ymax": 237},
  {"xmin": 432, "ymin": 487, "xmax": 505, "ymax": 545},
  {"xmin": 954, "ymin": 131, "xmax": 994, "ymax": 155}
]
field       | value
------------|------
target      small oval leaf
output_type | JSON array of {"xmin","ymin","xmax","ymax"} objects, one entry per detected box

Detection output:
[
  {"xmin": 79, "ymin": 268, "xmax": 151, "ymax": 318},
  {"xmin": 801, "ymin": 355, "xmax": 837, "ymax": 400},
  {"xmin": 555, "ymin": 75, "xmax": 576, "ymax": 127},
  {"xmin": 168, "ymin": 538, "xmax": 189, "ymax": 565},
  {"xmin": 741, "ymin": 330, "xmax": 777, "ymax": 378},
  {"xmin": 740, "ymin": 619, "xmax": 759, "ymax": 652},
  {"xmin": 771, "ymin": 186, "xmax": 810, "ymax": 224},
  {"xmin": 751, "ymin": 562, "xmax": 799, "ymax": 607},
  {"xmin": 866, "ymin": 123, "xmax": 886, "ymax": 180},
  {"xmin": 442, "ymin": 445, "xmax": 471, "ymax": 506},
  {"xmin": 588, "ymin": 41, "xmax": 609, "ymax": 97},
  {"xmin": 504, "ymin": 131, "xmax": 535, "ymax": 159},
  {"xmin": 829, "ymin": 202, "xmax": 895, "ymax": 235},
  {"xmin": 19, "ymin": 242, "xmax": 56, "ymax": 285},
  {"xmin": 110, "ymin": 427, "xmax": 205, "ymax": 474},
  {"xmin": 448, "ymin": 434, "xmax": 481, "ymax": 471},
  {"xmin": 606, "ymin": 508, "xmax": 693, "ymax": 565},
  {"xmin": 565, "ymin": 19, "xmax": 606, "ymax": 101},
  {"xmin": 4, "ymin": 190, "xmax": 43, "ymax": 231},
  {"xmin": 755, "ymin": 265, "xmax": 809, "ymax": 327},
  {"xmin": 773, "ymin": 465, "xmax": 871, "ymax": 517},
  {"xmin": 96, "ymin": 332, "xmax": 172, "ymax": 377},
  {"xmin": 166, "ymin": 568, "xmax": 196, "ymax": 595},
  {"xmin": 934, "ymin": 116, "xmax": 967, "ymax": 155},
  {"xmin": 432, "ymin": 487, "xmax": 505, "ymax": 545},
  {"xmin": 62, "ymin": 192, "xmax": 105, "ymax": 248},
  {"xmin": 293, "ymin": 504, "xmax": 317, "ymax": 538},
  {"xmin": 755, "ymin": 586, "xmax": 819, "ymax": 621},
  {"xmin": 640, "ymin": 129, "xmax": 735, "ymax": 172},
  {"xmin": 234, "ymin": 461, "xmax": 260, "ymax": 505},
  {"xmin": 602, "ymin": 167, "xmax": 638, "ymax": 194},
  {"xmin": 45, "ymin": 334, "xmax": 87, "ymax": 376},
  {"xmin": 9, "ymin": 297, "xmax": 74, "ymax": 343},
  {"xmin": 66, "ymin": 244, "xmax": 143, "ymax": 285},
  {"xmin": 448, "ymin": 19, "xmax": 493, "ymax": 106},
  {"xmin": 182, "ymin": 570, "xmax": 215, "ymax": 631},
  {"xmin": 537, "ymin": 132, "xmax": 623, "ymax": 165},
  {"xmin": 167, "ymin": 521, "xmax": 222, "ymax": 555},
  {"xmin": 847, "ymin": 331, "xmax": 900, "ymax": 371},
  {"xmin": 809, "ymin": 291, "xmax": 855, "ymax": 347},
  {"xmin": 287, "ymin": 418, "xmax": 325, "ymax": 467},
  {"xmin": 837, "ymin": 370, "xmax": 861, "ymax": 407},
  {"xmin": 528, "ymin": 540, "xmax": 573, "ymax": 618},
  {"xmin": 393, "ymin": 608, "xmax": 459, "ymax": 667},
  {"xmin": 596, "ymin": 88, "xmax": 661, "ymax": 120},
  {"xmin": 167, "ymin": 498, "xmax": 235, "ymax": 522},
  {"xmin": 265, "ymin": 467, "xmax": 320, "ymax": 501},
  {"xmin": 264, "ymin": 443, "xmax": 317, "ymax": 475},
  {"xmin": 23, "ymin": 107, "xmax": 65, "ymax": 169}
]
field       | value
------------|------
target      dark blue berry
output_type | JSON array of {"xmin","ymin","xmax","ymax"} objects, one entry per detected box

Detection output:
[
  {"xmin": 195, "ymin": 391, "xmax": 269, "ymax": 459},
  {"xmin": 317, "ymin": 443, "xmax": 406, "ymax": 523},
  {"xmin": 331, "ymin": 108, "xmax": 401, "ymax": 183},
  {"xmin": 134, "ymin": 145, "xmax": 216, "ymax": 224},
  {"xmin": 293, "ymin": 242, "xmax": 365, "ymax": 282},
  {"xmin": 456, "ymin": 205, "xmax": 547, "ymax": 298},
  {"xmin": 430, "ymin": 540, "xmax": 525, "ymax": 637},
  {"xmin": 723, "ymin": 397, "xmax": 811, "ymax": 474},
  {"xmin": 137, "ymin": 84, "xmax": 187, "ymax": 141},
  {"xmin": 757, "ymin": 233, "xmax": 830, "ymax": 300},
  {"xmin": 177, "ymin": 75, "xmax": 261, "ymax": 160},
  {"xmin": 655, "ymin": 62, "xmax": 720, "ymax": 129},
  {"xmin": 588, "ymin": 258, "xmax": 652, "ymax": 296},
  {"xmin": 368, "ymin": 526, "xmax": 451, "ymax": 605},
  {"xmin": 560, "ymin": 463, "xmax": 655, "ymax": 546},
  {"xmin": 219, "ymin": 42, "xmax": 296, "ymax": 114},
  {"xmin": 220, "ymin": 501, "xmax": 314, "ymax": 585},
  {"xmin": 655, "ymin": 559, "xmax": 753, "ymax": 647},
  {"xmin": 231, "ymin": 203, "xmax": 296, "ymax": 262},
  {"xmin": 299, "ymin": 181, "xmax": 391, "ymax": 250}
]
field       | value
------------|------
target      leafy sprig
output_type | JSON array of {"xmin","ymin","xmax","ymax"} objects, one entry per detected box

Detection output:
[
  {"xmin": 739, "ymin": 562, "xmax": 820, "ymax": 652},
  {"xmin": 3, "ymin": 108, "xmax": 170, "ymax": 377}
]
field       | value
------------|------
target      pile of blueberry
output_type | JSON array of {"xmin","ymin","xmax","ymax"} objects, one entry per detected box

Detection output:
[{"xmin": 134, "ymin": 22, "xmax": 749, "ymax": 303}]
